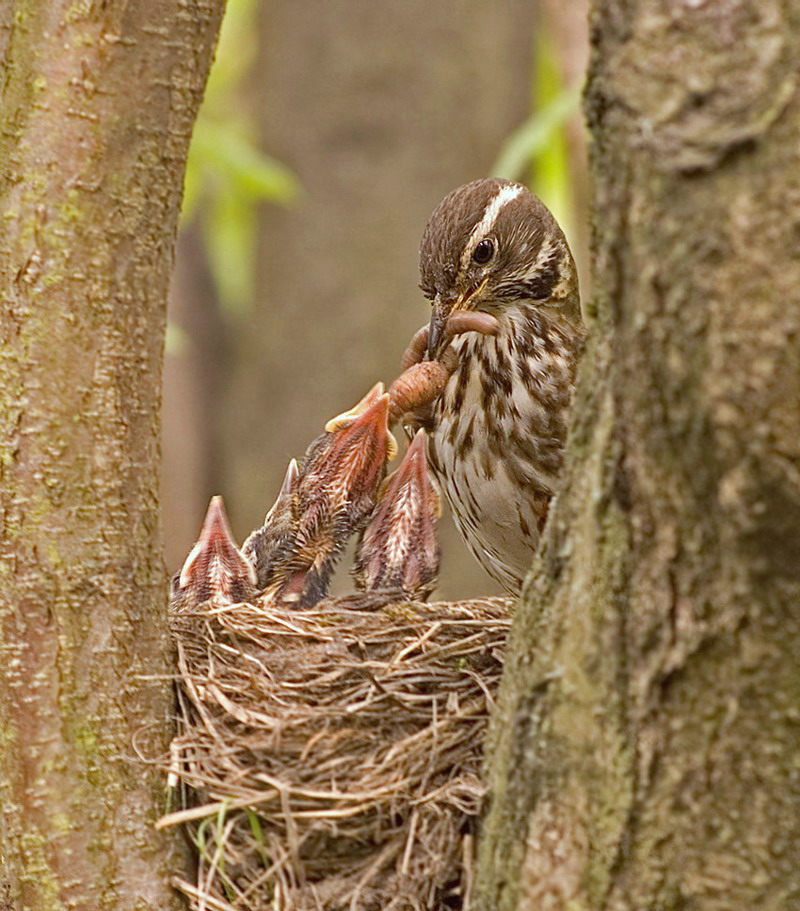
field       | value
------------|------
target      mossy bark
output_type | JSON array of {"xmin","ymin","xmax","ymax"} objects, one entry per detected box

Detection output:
[
  {"xmin": 0, "ymin": 2, "xmax": 224, "ymax": 908},
  {"xmin": 476, "ymin": 2, "xmax": 800, "ymax": 909}
]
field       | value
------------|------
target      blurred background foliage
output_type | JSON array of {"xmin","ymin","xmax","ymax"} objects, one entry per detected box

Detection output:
[
  {"xmin": 181, "ymin": 0, "xmax": 298, "ymax": 317},
  {"xmin": 492, "ymin": 35, "xmax": 581, "ymax": 246},
  {"xmin": 164, "ymin": 0, "xmax": 589, "ymax": 598}
]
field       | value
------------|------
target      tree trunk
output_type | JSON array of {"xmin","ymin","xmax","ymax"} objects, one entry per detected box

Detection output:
[
  {"xmin": 0, "ymin": 2, "xmax": 223, "ymax": 908},
  {"xmin": 216, "ymin": 0, "xmax": 536, "ymax": 600},
  {"xmin": 476, "ymin": 2, "xmax": 800, "ymax": 909}
]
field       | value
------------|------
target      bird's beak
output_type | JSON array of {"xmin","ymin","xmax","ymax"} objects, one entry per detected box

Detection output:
[
  {"xmin": 426, "ymin": 280, "xmax": 489, "ymax": 360},
  {"xmin": 178, "ymin": 495, "xmax": 257, "ymax": 597},
  {"xmin": 426, "ymin": 293, "xmax": 452, "ymax": 361}
]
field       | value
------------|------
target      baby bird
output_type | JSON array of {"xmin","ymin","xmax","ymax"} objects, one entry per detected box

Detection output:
[
  {"xmin": 265, "ymin": 383, "xmax": 397, "ymax": 608},
  {"xmin": 352, "ymin": 430, "xmax": 441, "ymax": 601},
  {"xmin": 170, "ymin": 496, "xmax": 257, "ymax": 611},
  {"xmin": 242, "ymin": 458, "xmax": 299, "ymax": 590}
]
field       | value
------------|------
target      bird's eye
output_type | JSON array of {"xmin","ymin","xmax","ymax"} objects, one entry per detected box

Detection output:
[{"xmin": 472, "ymin": 238, "xmax": 495, "ymax": 265}]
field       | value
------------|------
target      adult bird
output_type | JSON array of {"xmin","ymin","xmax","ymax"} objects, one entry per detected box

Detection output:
[{"xmin": 418, "ymin": 178, "xmax": 584, "ymax": 593}]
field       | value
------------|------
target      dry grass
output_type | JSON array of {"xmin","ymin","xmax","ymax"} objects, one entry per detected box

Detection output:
[{"xmin": 160, "ymin": 596, "xmax": 512, "ymax": 911}]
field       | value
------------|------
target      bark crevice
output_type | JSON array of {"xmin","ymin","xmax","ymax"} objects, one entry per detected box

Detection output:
[{"xmin": 475, "ymin": 2, "xmax": 800, "ymax": 908}]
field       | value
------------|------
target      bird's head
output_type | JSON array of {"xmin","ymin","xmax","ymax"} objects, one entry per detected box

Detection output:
[
  {"xmin": 419, "ymin": 178, "xmax": 579, "ymax": 358},
  {"xmin": 170, "ymin": 495, "xmax": 257, "ymax": 610}
]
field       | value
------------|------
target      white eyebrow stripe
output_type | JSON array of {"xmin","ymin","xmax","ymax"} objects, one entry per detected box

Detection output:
[{"xmin": 458, "ymin": 183, "xmax": 525, "ymax": 280}]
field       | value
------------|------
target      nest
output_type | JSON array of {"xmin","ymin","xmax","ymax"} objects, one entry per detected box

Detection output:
[{"xmin": 160, "ymin": 596, "xmax": 511, "ymax": 911}]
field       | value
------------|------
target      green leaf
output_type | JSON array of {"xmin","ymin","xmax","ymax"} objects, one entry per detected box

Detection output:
[
  {"xmin": 193, "ymin": 123, "xmax": 298, "ymax": 203},
  {"xmin": 203, "ymin": 186, "xmax": 257, "ymax": 314},
  {"xmin": 245, "ymin": 808, "xmax": 264, "ymax": 846},
  {"xmin": 492, "ymin": 22, "xmax": 584, "ymax": 241},
  {"xmin": 491, "ymin": 87, "xmax": 580, "ymax": 183},
  {"xmin": 178, "ymin": 0, "xmax": 300, "ymax": 317},
  {"xmin": 203, "ymin": 0, "xmax": 260, "ymax": 100},
  {"xmin": 165, "ymin": 321, "xmax": 189, "ymax": 356}
]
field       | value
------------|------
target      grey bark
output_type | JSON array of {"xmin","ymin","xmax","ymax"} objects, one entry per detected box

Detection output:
[
  {"xmin": 476, "ymin": 2, "xmax": 800, "ymax": 909},
  {"xmin": 0, "ymin": 2, "xmax": 224, "ymax": 908}
]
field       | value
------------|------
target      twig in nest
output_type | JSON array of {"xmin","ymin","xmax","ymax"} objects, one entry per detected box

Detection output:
[{"xmin": 163, "ymin": 596, "xmax": 512, "ymax": 911}]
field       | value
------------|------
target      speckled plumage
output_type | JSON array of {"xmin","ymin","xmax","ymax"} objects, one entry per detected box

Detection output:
[{"xmin": 419, "ymin": 179, "xmax": 584, "ymax": 592}]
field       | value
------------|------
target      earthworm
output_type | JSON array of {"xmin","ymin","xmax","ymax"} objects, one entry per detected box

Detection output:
[
  {"xmin": 388, "ymin": 358, "xmax": 453, "ymax": 424},
  {"xmin": 400, "ymin": 311, "xmax": 500, "ymax": 370}
]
